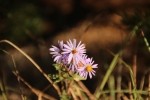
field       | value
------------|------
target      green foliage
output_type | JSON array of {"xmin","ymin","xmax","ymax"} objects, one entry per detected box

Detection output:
[
  {"xmin": 60, "ymin": 90, "xmax": 71, "ymax": 100},
  {"xmin": 71, "ymin": 73, "xmax": 86, "ymax": 81},
  {"xmin": 7, "ymin": 4, "xmax": 43, "ymax": 40},
  {"xmin": 49, "ymin": 63, "xmax": 86, "ymax": 84}
]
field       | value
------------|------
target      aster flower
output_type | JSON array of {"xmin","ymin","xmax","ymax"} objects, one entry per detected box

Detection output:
[
  {"xmin": 62, "ymin": 39, "xmax": 86, "ymax": 65},
  {"xmin": 78, "ymin": 57, "xmax": 98, "ymax": 79},
  {"xmin": 76, "ymin": 55, "xmax": 88, "ymax": 71},
  {"xmin": 49, "ymin": 39, "xmax": 98, "ymax": 79},
  {"xmin": 49, "ymin": 41, "xmax": 64, "ymax": 63}
]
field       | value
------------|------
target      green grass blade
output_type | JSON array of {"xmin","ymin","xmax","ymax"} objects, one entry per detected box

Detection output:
[
  {"xmin": 141, "ymin": 31, "xmax": 150, "ymax": 52},
  {"xmin": 0, "ymin": 79, "xmax": 8, "ymax": 100},
  {"xmin": 94, "ymin": 53, "xmax": 120, "ymax": 99},
  {"xmin": 108, "ymin": 75, "xmax": 115, "ymax": 100},
  {"xmin": 120, "ymin": 59, "xmax": 137, "ymax": 99}
]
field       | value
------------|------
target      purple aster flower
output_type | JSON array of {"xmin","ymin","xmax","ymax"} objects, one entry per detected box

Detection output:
[
  {"xmin": 62, "ymin": 39, "xmax": 86, "ymax": 65},
  {"xmin": 49, "ymin": 39, "xmax": 98, "ymax": 79},
  {"xmin": 77, "ymin": 57, "xmax": 98, "ymax": 79},
  {"xmin": 49, "ymin": 41, "xmax": 64, "ymax": 63},
  {"xmin": 75, "ymin": 55, "xmax": 87, "ymax": 71}
]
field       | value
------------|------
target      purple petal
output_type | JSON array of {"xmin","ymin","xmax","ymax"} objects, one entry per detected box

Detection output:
[
  {"xmin": 73, "ymin": 39, "xmax": 76, "ymax": 47},
  {"xmin": 89, "ymin": 72, "xmax": 92, "ymax": 79},
  {"xmin": 68, "ymin": 54, "xmax": 73, "ymax": 64},
  {"xmin": 64, "ymin": 44, "xmax": 72, "ymax": 50}
]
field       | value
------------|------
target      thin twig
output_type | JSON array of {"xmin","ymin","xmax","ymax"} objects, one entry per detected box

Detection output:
[
  {"xmin": 1, "ymin": 49, "xmax": 26, "ymax": 100},
  {"xmin": 13, "ymin": 72, "xmax": 56, "ymax": 100},
  {"xmin": 141, "ymin": 30, "xmax": 150, "ymax": 52},
  {"xmin": 129, "ymin": 82, "xmax": 133, "ymax": 100},
  {"xmin": 108, "ymin": 51, "xmax": 136, "ymax": 90},
  {"xmin": 140, "ymin": 69, "xmax": 150, "ymax": 90},
  {"xmin": 77, "ymin": 81, "xmax": 96, "ymax": 100},
  {"xmin": 108, "ymin": 76, "xmax": 115, "ymax": 100},
  {"xmin": 98, "ymin": 89, "xmax": 148, "ymax": 94},
  {"xmin": 132, "ymin": 54, "xmax": 137, "ymax": 88},
  {"xmin": 148, "ymin": 73, "xmax": 150, "ymax": 99},
  {"xmin": 0, "ymin": 78, "xmax": 8, "ymax": 100},
  {"xmin": 140, "ymin": 75, "xmax": 145, "ymax": 91},
  {"xmin": 0, "ymin": 40, "xmax": 61, "ymax": 95},
  {"xmin": 69, "ymin": 88, "xmax": 78, "ymax": 100},
  {"xmin": 117, "ymin": 60, "xmax": 122, "ymax": 100}
]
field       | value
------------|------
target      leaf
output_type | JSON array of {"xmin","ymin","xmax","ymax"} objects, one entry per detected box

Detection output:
[
  {"xmin": 53, "ymin": 64, "xmax": 61, "ymax": 70},
  {"xmin": 72, "ymin": 74, "xmax": 86, "ymax": 81}
]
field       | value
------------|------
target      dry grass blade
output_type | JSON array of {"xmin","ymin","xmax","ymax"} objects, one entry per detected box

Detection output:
[
  {"xmin": 132, "ymin": 55, "xmax": 137, "ymax": 88},
  {"xmin": 108, "ymin": 76, "xmax": 115, "ymax": 100},
  {"xmin": 77, "ymin": 81, "xmax": 96, "ymax": 100},
  {"xmin": 116, "ymin": 60, "xmax": 123, "ymax": 100},
  {"xmin": 141, "ymin": 30, "xmax": 150, "ymax": 52},
  {"xmin": 13, "ymin": 72, "xmax": 56, "ymax": 100},
  {"xmin": 1, "ymin": 49, "xmax": 26, "ymax": 100},
  {"xmin": 0, "ymin": 78, "xmax": 8, "ymax": 100},
  {"xmin": 0, "ymin": 40, "xmax": 61, "ymax": 95}
]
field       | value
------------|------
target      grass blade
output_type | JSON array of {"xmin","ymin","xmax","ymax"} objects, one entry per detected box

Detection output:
[
  {"xmin": 94, "ymin": 53, "xmax": 120, "ymax": 99},
  {"xmin": 0, "ymin": 40, "xmax": 61, "ymax": 96}
]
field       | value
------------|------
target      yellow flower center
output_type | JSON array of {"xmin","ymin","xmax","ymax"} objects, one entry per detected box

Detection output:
[
  {"xmin": 86, "ymin": 65, "xmax": 93, "ymax": 72},
  {"xmin": 72, "ymin": 49, "xmax": 77, "ymax": 54}
]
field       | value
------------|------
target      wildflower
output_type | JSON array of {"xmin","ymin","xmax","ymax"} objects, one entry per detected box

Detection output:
[
  {"xmin": 78, "ymin": 57, "xmax": 98, "ymax": 79},
  {"xmin": 49, "ymin": 39, "xmax": 98, "ymax": 79},
  {"xmin": 76, "ymin": 55, "xmax": 88, "ymax": 70},
  {"xmin": 49, "ymin": 41, "xmax": 64, "ymax": 63},
  {"xmin": 62, "ymin": 39, "xmax": 86, "ymax": 65}
]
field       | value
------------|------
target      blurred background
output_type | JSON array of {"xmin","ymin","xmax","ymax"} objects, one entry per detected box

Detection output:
[{"xmin": 0, "ymin": 0, "xmax": 150, "ymax": 99}]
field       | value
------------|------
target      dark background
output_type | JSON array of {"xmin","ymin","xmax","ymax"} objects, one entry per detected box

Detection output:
[{"xmin": 0, "ymin": 0, "xmax": 150, "ymax": 99}]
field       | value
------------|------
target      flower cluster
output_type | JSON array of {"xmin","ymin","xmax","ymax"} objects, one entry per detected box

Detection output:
[{"xmin": 49, "ymin": 39, "xmax": 98, "ymax": 79}]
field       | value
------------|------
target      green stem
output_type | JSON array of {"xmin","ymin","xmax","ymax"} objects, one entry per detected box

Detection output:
[
  {"xmin": 0, "ymin": 79, "xmax": 8, "ymax": 100},
  {"xmin": 94, "ymin": 53, "xmax": 120, "ymax": 99}
]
